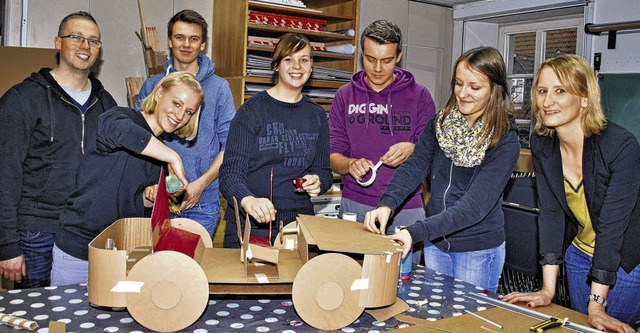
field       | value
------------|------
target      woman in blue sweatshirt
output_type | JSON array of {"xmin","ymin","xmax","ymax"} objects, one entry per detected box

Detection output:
[
  {"xmin": 220, "ymin": 33, "xmax": 332, "ymax": 248},
  {"xmin": 364, "ymin": 47, "xmax": 520, "ymax": 292},
  {"xmin": 51, "ymin": 72, "xmax": 204, "ymax": 286},
  {"xmin": 503, "ymin": 55, "xmax": 639, "ymax": 333}
]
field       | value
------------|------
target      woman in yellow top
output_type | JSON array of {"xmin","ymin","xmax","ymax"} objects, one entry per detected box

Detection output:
[{"xmin": 502, "ymin": 55, "xmax": 640, "ymax": 333}]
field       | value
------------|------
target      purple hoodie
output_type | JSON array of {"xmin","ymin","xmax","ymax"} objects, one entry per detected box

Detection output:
[{"xmin": 330, "ymin": 67, "xmax": 436, "ymax": 208}]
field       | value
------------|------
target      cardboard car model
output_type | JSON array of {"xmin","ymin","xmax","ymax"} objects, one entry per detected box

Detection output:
[{"xmin": 87, "ymin": 170, "xmax": 404, "ymax": 332}]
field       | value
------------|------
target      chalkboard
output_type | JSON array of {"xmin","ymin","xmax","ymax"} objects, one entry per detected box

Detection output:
[{"xmin": 599, "ymin": 73, "xmax": 640, "ymax": 140}]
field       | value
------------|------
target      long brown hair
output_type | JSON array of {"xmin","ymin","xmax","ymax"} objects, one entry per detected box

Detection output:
[{"xmin": 440, "ymin": 47, "xmax": 514, "ymax": 149}]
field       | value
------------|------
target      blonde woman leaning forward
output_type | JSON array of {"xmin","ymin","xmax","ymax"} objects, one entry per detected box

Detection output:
[
  {"xmin": 502, "ymin": 55, "xmax": 640, "ymax": 333},
  {"xmin": 51, "ymin": 72, "xmax": 204, "ymax": 286}
]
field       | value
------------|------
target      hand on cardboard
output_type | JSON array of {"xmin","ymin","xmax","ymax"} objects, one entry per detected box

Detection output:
[
  {"xmin": 389, "ymin": 229, "xmax": 412, "ymax": 259},
  {"xmin": 293, "ymin": 174, "xmax": 321, "ymax": 197},
  {"xmin": 364, "ymin": 206, "xmax": 391, "ymax": 235},
  {"xmin": 588, "ymin": 302, "xmax": 635, "ymax": 333},
  {"xmin": 0, "ymin": 256, "xmax": 26, "ymax": 283},
  {"xmin": 241, "ymin": 196, "xmax": 277, "ymax": 223},
  {"xmin": 380, "ymin": 142, "xmax": 415, "ymax": 167},
  {"xmin": 348, "ymin": 158, "xmax": 375, "ymax": 182}
]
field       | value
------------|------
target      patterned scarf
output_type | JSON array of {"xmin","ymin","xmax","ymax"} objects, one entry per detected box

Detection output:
[{"xmin": 436, "ymin": 104, "xmax": 491, "ymax": 167}]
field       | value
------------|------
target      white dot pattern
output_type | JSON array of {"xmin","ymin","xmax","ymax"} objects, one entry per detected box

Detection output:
[{"xmin": 0, "ymin": 265, "xmax": 497, "ymax": 331}]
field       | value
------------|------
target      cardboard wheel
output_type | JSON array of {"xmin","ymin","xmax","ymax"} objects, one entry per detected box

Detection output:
[
  {"xmin": 292, "ymin": 253, "xmax": 364, "ymax": 330},
  {"xmin": 126, "ymin": 251, "xmax": 209, "ymax": 332}
]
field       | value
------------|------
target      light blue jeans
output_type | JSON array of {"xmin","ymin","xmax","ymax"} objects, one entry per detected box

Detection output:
[
  {"xmin": 173, "ymin": 202, "xmax": 220, "ymax": 237},
  {"xmin": 50, "ymin": 244, "xmax": 88, "ymax": 286},
  {"xmin": 424, "ymin": 241, "xmax": 505, "ymax": 292},
  {"xmin": 565, "ymin": 244, "xmax": 640, "ymax": 326}
]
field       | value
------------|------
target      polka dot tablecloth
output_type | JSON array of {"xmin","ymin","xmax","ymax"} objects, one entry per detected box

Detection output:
[{"xmin": 0, "ymin": 266, "xmax": 496, "ymax": 333}]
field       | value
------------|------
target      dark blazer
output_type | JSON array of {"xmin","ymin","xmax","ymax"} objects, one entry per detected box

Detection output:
[{"xmin": 531, "ymin": 122, "xmax": 640, "ymax": 286}]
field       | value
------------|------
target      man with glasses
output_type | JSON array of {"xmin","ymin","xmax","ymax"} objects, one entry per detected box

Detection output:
[
  {"xmin": 135, "ymin": 9, "xmax": 235, "ymax": 237},
  {"xmin": 0, "ymin": 11, "xmax": 116, "ymax": 288}
]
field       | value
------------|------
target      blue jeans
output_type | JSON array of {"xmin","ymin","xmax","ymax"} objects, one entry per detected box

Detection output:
[
  {"xmin": 16, "ymin": 231, "xmax": 55, "ymax": 288},
  {"xmin": 565, "ymin": 244, "xmax": 640, "ymax": 326},
  {"xmin": 173, "ymin": 202, "xmax": 220, "ymax": 237},
  {"xmin": 424, "ymin": 242, "xmax": 505, "ymax": 292},
  {"xmin": 50, "ymin": 244, "xmax": 88, "ymax": 286},
  {"xmin": 339, "ymin": 197, "xmax": 426, "ymax": 264}
]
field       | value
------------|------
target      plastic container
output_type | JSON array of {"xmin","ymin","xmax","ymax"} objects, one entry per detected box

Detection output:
[
  {"xmin": 166, "ymin": 174, "xmax": 182, "ymax": 194},
  {"xmin": 395, "ymin": 226, "xmax": 412, "ymax": 280}
]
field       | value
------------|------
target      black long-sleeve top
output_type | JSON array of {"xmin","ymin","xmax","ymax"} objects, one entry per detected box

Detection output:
[
  {"xmin": 55, "ymin": 107, "xmax": 160, "ymax": 261},
  {"xmin": 380, "ymin": 117, "xmax": 520, "ymax": 252},
  {"xmin": 220, "ymin": 91, "xmax": 332, "ymax": 225}
]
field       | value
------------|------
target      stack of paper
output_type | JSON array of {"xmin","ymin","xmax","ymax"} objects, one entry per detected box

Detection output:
[
  {"xmin": 245, "ymin": 83, "xmax": 337, "ymax": 100},
  {"xmin": 250, "ymin": 0, "xmax": 306, "ymax": 9},
  {"xmin": 247, "ymin": 54, "xmax": 352, "ymax": 83}
]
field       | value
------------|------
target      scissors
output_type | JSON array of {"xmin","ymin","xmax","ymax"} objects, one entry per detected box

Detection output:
[{"xmin": 356, "ymin": 160, "xmax": 383, "ymax": 187}]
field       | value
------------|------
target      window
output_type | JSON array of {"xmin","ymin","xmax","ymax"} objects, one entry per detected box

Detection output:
[{"xmin": 499, "ymin": 17, "xmax": 583, "ymax": 147}]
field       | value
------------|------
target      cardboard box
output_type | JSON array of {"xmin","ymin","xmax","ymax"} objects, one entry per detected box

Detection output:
[{"xmin": 0, "ymin": 46, "xmax": 57, "ymax": 97}]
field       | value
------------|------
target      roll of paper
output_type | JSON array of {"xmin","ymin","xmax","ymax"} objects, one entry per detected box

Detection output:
[
  {"xmin": 333, "ymin": 28, "xmax": 355, "ymax": 36},
  {"xmin": 0, "ymin": 313, "xmax": 39, "ymax": 331},
  {"xmin": 326, "ymin": 44, "xmax": 355, "ymax": 55}
]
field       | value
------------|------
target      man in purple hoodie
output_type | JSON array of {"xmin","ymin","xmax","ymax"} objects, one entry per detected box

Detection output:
[{"xmin": 329, "ymin": 19, "xmax": 436, "ymax": 235}]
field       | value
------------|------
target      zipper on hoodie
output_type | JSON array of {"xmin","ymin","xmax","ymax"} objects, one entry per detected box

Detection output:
[
  {"xmin": 60, "ymin": 96, "xmax": 99, "ymax": 155},
  {"xmin": 81, "ymin": 113, "xmax": 86, "ymax": 154},
  {"xmin": 441, "ymin": 161, "xmax": 454, "ymax": 251}
]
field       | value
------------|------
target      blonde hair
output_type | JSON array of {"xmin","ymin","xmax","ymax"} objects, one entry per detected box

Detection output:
[
  {"xmin": 532, "ymin": 54, "xmax": 606, "ymax": 137},
  {"xmin": 441, "ymin": 47, "xmax": 514, "ymax": 149},
  {"xmin": 140, "ymin": 72, "xmax": 204, "ymax": 140}
]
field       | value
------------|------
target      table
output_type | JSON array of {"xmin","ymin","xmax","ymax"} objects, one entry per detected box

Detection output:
[{"xmin": 0, "ymin": 266, "xmax": 497, "ymax": 333}]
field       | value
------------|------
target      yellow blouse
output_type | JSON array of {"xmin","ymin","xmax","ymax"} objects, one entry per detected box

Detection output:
[{"xmin": 564, "ymin": 177, "xmax": 595, "ymax": 256}]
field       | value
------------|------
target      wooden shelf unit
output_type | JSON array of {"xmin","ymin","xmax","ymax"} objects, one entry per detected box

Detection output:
[{"xmin": 213, "ymin": 0, "xmax": 359, "ymax": 109}]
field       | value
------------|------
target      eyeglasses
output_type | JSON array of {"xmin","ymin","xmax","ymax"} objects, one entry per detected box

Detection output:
[{"xmin": 59, "ymin": 34, "xmax": 102, "ymax": 48}]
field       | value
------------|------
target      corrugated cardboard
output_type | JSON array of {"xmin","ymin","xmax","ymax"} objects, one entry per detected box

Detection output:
[
  {"xmin": 126, "ymin": 251, "xmax": 209, "ymax": 333},
  {"xmin": 291, "ymin": 252, "xmax": 364, "ymax": 330},
  {"xmin": 88, "ymin": 217, "xmax": 152, "ymax": 308},
  {"xmin": 395, "ymin": 302, "xmax": 590, "ymax": 333},
  {"xmin": 515, "ymin": 148, "xmax": 534, "ymax": 173},
  {"xmin": 48, "ymin": 321, "xmax": 66, "ymax": 333},
  {"xmin": 298, "ymin": 214, "xmax": 402, "ymax": 254},
  {"xmin": 0, "ymin": 46, "xmax": 57, "ymax": 97},
  {"xmin": 366, "ymin": 298, "xmax": 410, "ymax": 322},
  {"xmin": 89, "ymin": 179, "xmax": 405, "ymax": 331},
  {"xmin": 242, "ymin": 217, "xmax": 280, "ymax": 279},
  {"xmin": 88, "ymin": 169, "xmax": 206, "ymax": 310}
]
